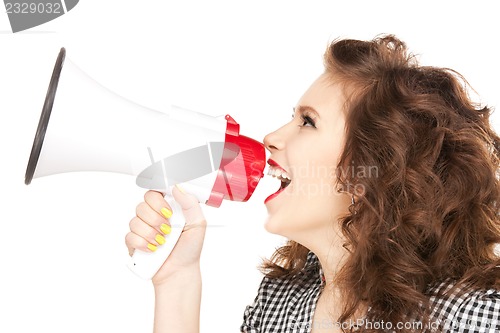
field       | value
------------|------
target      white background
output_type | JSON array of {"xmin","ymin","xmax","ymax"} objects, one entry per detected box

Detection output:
[{"xmin": 0, "ymin": 1, "xmax": 499, "ymax": 332}]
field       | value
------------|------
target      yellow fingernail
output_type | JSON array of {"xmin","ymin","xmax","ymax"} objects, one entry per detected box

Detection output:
[
  {"xmin": 161, "ymin": 207, "xmax": 172, "ymax": 219},
  {"xmin": 160, "ymin": 223, "xmax": 171, "ymax": 235},
  {"xmin": 147, "ymin": 243, "xmax": 157, "ymax": 252},
  {"xmin": 155, "ymin": 234, "xmax": 166, "ymax": 245}
]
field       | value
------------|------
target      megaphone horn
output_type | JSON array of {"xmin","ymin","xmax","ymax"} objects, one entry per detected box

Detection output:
[{"xmin": 25, "ymin": 48, "xmax": 266, "ymax": 279}]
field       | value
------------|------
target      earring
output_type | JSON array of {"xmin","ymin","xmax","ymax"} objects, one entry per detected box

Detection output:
[{"xmin": 350, "ymin": 194, "xmax": 357, "ymax": 215}]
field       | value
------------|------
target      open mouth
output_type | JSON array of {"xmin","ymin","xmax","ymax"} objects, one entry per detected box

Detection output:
[{"xmin": 264, "ymin": 159, "xmax": 292, "ymax": 204}]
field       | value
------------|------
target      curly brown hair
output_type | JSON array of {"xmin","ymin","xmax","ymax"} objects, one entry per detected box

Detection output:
[{"xmin": 261, "ymin": 35, "xmax": 500, "ymax": 331}]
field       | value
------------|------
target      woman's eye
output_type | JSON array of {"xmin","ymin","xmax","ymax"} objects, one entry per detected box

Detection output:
[{"xmin": 300, "ymin": 115, "xmax": 316, "ymax": 128}]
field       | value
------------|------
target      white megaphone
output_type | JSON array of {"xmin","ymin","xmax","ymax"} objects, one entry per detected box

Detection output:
[{"xmin": 25, "ymin": 48, "xmax": 266, "ymax": 280}]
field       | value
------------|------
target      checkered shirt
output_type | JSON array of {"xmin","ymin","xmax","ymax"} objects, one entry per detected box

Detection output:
[{"xmin": 240, "ymin": 252, "xmax": 500, "ymax": 332}]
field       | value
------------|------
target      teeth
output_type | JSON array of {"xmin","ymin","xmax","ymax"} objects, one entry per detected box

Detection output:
[{"xmin": 268, "ymin": 166, "xmax": 291, "ymax": 182}]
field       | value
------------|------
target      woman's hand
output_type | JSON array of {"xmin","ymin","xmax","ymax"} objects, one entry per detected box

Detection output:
[{"xmin": 125, "ymin": 186, "xmax": 207, "ymax": 286}]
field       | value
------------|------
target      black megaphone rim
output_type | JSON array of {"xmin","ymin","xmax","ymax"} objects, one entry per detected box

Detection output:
[{"xmin": 25, "ymin": 47, "xmax": 66, "ymax": 185}]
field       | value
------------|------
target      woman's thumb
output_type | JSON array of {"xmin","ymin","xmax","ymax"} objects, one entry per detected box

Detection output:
[{"xmin": 172, "ymin": 185, "xmax": 206, "ymax": 226}]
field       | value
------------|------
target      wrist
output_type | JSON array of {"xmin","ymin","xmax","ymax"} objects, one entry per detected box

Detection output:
[
  {"xmin": 152, "ymin": 264, "xmax": 202, "ymax": 333},
  {"xmin": 153, "ymin": 263, "xmax": 201, "ymax": 290}
]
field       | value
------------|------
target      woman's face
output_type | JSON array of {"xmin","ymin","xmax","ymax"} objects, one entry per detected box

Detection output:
[{"xmin": 263, "ymin": 74, "xmax": 351, "ymax": 243}]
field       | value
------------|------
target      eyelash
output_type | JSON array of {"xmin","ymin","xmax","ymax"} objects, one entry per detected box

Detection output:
[
  {"xmin": 292, "ymin": 110, "xmax": 317, "ymax": 128},
  {"xmin": 300, "ymin": 114, "xmax": 316, "ymax": 128}
]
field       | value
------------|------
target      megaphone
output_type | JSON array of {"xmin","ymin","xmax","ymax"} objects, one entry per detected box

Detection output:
[{"xmin": 25, "ymin": 48, "xmax": 266, "ymax": 279}]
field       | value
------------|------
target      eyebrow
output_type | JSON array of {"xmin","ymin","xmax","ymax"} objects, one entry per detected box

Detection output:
[{"xmin": 293, "ymin": 105, "xmax": 321, "ymax": 118}]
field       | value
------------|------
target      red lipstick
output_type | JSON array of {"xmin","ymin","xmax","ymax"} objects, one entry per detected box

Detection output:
[{"xmin": 264, "ymin": 159, "xmax": 290, "ymax": 204}]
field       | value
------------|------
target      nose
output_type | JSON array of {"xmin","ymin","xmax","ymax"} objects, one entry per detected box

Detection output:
[{"xmin": 263, "ymin": 123, "xmax": 288, "ymax": 152}]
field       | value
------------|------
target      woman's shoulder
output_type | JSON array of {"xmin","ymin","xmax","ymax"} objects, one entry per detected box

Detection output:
[
  {"xmin": 426, "ymin": 280, "xmax": 500, "ymax": 331},
  {"xmin": 258, "ymin": 251, "xmax": 322, "ymax": 291},
  {"xmin": 241, "ymin": 252, "xmax": 323, "ymax": 332}
]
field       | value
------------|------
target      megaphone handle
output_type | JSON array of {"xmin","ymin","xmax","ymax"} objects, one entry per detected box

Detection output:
[{"xmin": 127, "ymin": 196, "xmax": 185, "ymax": 280}]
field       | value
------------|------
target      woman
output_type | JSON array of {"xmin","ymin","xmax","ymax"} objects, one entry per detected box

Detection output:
[{"xmin": 125, "ymin": 35, "xmax": 500, "ymax": 332}]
